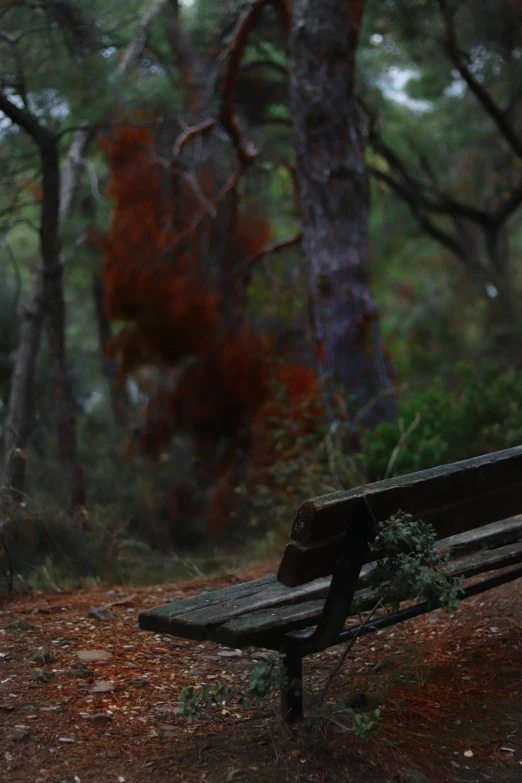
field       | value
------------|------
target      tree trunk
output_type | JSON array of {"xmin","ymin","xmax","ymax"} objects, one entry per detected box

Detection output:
[
  {"xmin": 483, "ymin": 227, "xmax": 520, "ymax": 363},
  {"xmin": 41, "ymin": 138, "xmax": 86, "ymax": 509},
  {"xmin": 0, "ymin": 267, "xmax": 46, "ymax": 500},
  {"xmin": 92, "ymin": 275, "xmax": 129, "ymax": 425},
  {"xmin": 1, "ymin": 130, "xmax": 90, "ymax": 502},
  {"xmin": 288, "ymin": 0, "xmax": 396, "ymax": 427}
]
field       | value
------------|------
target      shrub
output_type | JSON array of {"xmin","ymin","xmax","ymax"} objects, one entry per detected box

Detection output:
[{"xmin": 177, "ymin": 512, "xmax": 462, "ymax": 743}]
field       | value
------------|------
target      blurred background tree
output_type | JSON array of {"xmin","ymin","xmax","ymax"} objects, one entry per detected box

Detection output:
[{"xmin": 1, "ymin": 0, "xmax": 522, "ymax": 584}]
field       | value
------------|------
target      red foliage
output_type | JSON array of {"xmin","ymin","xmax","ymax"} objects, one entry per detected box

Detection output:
[{"xmin": 98, "ymin": 123, "xmax": 321, "ymax": 538}]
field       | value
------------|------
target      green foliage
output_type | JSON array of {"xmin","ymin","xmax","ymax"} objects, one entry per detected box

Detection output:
[
  {"xmin": 299, "ymin": 703, "xmax": 382, "ymax": 747},
  {"xmin": 179, "ymin": 652, "xmax": 291, "ymax": 721},
  {"xmin": 362, "ymin": 364, "xmax": 522, "ymax": 480},
  {"xmin": 177, "ymin": 512, "xmax": 460, "ymax": 743},
  {"xmin": 0, "ymin": 493, "xmax": 132, "ymax": 589},
  {"xmin": 365, "ymin": 511, "xmax": 463, "ymax": 613}
]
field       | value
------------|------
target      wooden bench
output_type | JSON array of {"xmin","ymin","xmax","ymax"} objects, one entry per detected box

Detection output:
[{"xmin": 138, "ymin": 445, "xmax": 522, "ymax": 723}]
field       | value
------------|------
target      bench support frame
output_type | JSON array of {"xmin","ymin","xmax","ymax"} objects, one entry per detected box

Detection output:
[{"xmin": 279, "ymin": 559, "xmax": 522, "ymax": 725}]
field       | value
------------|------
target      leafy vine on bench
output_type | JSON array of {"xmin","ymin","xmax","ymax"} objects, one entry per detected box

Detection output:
[{"xmin": 178, "ymin": 512, "xmax": 463, "ymax": 740}]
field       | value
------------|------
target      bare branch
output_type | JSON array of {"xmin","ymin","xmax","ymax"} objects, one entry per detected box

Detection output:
[
  {"xmin": 165, "ymin": 0, "xmax": 208, "ymax": 110},
  {"xmin": 0, "ymin": 92, "xmax": 52, "ymax": 149},
  {"xmin": 438, "ymin": 0, "xmax": 522, "ymax": 159},
  {"xmin": 234, "ymin": 231, "xmax": 302, "ymax": 278},
  {"xmin": 115, "ymin": 0, "xmax": 167, "ymax": 77},
  {"xmin": 493, "ymin": 179, "xmax": 522, "ymax": 226},
  {"xmin": 172, "ymin": 118, "xmax": 217, "ymax": 158},
  {"xmin": 0, "ymin": 32, "xmax": 28, "ymax": 108},
  {"xmin": 3, "ymin": 238, "xmax": 22, "ymax": 317},
  {"xmin": 368, "ymin": 164, "xmax": 470, "ymax": 261},
  {"xmin": 219, "ymin": 0, "xmax": 290, "ymax": 167}
]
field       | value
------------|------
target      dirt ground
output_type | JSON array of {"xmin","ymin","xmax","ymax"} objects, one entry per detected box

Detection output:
[{"xmin": 1, "ymin": 559, "xmax": 521, "ymax": 783}]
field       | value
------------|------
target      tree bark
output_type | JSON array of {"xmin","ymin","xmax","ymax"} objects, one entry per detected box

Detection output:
[
  {"xmin": 41, "ymin": 137, "xmax": 86, "ymax": 509},
  {"xmin": 483, "ymin": 227, "xmax": 520, "ymax": 361},
  {"xmin": 288, "ymin": 0, "xmax": 396, "ymax": 427},
  {"xmin": 1, "ymin": 2, "xmax": 165, "ymax": 504},
  {"xmin": 1, "ymin": 130, "xmax": 90, "ymax": 503},
  {"xmin": 0, "ymin": 267, "xmax": 46, "ymax": 499},
  {"xmin": 92, "ymin": 276, "xmax": 129, "ymax": 425}
]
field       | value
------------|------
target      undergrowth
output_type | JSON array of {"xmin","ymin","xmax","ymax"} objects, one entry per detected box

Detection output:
[{"xmin": 178, "ymin": 512, "xmax": 463, "ymax": 745}]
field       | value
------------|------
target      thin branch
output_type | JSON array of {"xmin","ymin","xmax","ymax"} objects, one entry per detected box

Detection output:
[
  {"xmin": 172, "ymin": 118, "xmax": 217, "ymax": 158},
  {"xmin": 384, "ymin": 412, "xmax": 422, "ymax": 480},
  {"xmin": 493, "ymin": 178, "xmax": 522, "ymax": 226},
  {"xmin": 0, "ymin": 32, "xmax": 28, "ymax": 108},
  {"xmin": 234, "ymin": 231, "xmax": 302, "ymax": 278},
  {"xmin": 240, "ymin": 58, "xmax": 288, "ymax": 78},
  {"xmin": 438, "ymin": 0, "xmax": 522, "ymax": 159},
  {"xmin": 319, "ymin": 593, "xmax": 388, "ymax": 702},
  {"xmin": 368, "ymin": 165, "xmax": 470, "ymax": 261},
  {"xmin": 3, "ymin": 238, "xmax": 22, "ymax": 317},
  {"xmin": 165, "ymin": 0, "xmax": 208, "ymax": 110},
  {"xmin": 219, "ymin": 0, "xmax": 290, "ymax": 167},
  {"xmin": 115, "ymin": 0, "xmax": 167, "ymax": 77},
  {"xmin": 0, "ymin": 92, "xmax": 52, "ymax": 149}
]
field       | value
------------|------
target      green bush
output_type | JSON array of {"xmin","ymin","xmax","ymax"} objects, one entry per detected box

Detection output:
[
  {"xmin": 0, "ymin": 494, "xmax": 132, "ymax": 590},
  {"xmin": 242, "ymin": 363, "xmax": 522, "ymax": 537},
  {"xmin": 361, "ymin": 363, "xmax": 522, "ymax": 480},
  {"xmin": 177, "ymin": 512, "xmax": 462, "ymax": 742}
]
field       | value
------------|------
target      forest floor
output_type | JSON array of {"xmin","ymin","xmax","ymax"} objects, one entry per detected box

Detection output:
[{"xmin": 0, "ymin": 559, "xmax": 521, "ymax": 783}]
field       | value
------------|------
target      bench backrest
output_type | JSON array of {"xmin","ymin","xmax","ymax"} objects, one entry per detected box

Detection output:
[{"xmin": 277, "ymin": 445, "xmax": 522, "ymax": 586}]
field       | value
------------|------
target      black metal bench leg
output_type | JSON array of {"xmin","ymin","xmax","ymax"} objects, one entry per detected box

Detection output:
[{"xmin": 280, "ymin": 646, "xmax": 303, "ymax": 724}]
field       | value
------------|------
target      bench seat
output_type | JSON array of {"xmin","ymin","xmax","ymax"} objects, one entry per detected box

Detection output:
[{"xmin": 139, "ymin": 514, "xmax": 522, "ymax": 650}]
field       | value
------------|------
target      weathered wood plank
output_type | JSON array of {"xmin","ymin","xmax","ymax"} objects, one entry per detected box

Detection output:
[
  {"xmin": 216, "ymin": 540, "xmax": 522, "ymax": 648},
  {"xmin": 140, "ymin": 537, "xmax": 522, "ymax": 648},
  {"xmin": 280, "ymin": 478, "xmax": 522, "ymax": 585},
  {"xmin": 139, "ymin": 516, "xmax": 522, "ymax": 637},
  {"xmin": 279, "ymin": 513, "xmax": 522, "ymax": 587},
  {"xmin": 291, "ymin": 446, "xmax": 522, "ymax": 545}
]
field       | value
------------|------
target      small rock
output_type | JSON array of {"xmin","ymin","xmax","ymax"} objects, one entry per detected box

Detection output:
[
  {"xmin": 250, "ymin": 652, "xmax": 276, "ymax": 663},
  {"xmin": 28, "ymin": 648, "xmax": 55, "ymax": 664},
  {"xmin": 40, "ymin": 705, "xmax": 67, "ymax": 713},
  {"xmin": 32, "ymin": 668, "xmax": 54, "ymax": 683},
  {"xmin": 83, "ymin": 713, "xmax": 112, "ymax": 723},
  {"xmin": 217, "ymin": 650, "xmax": 243, "ymax": 658},
  {"xmin": 63, "ymin": 663, "xmax": 91, "ymax": 678},
  {"xmin": 154, "ymin": 706, "xmax": 182, "ymax": 717},
  {"xmin": 128, "ymin": 677, "xmax": 148, "ymax": 687},
  {"xmin": 4, "ymin": 620, "xmax": 36, "ymax": 632},
  {"xmin": 76, "ymin": 681, "xmax": 90, "ymax": 690},
  {"xmin": 77, "ymin": 649, "xmax": 110, "ymax": 663},
  {"xmin": 158, "ymin": 724, "xmax": 177, "ymax": 733},
  {"xmin": 7, "ymin": 728, "xmax": 30, "ymax": 742},
  {"xmin": 90, "ymin": 680, "xmax": 115, "ymax": 693},
  {"xmin": 0, "ymin": 704, "xmax": 15, "ymax": 712},
  {"xmin": 5, "ymin": 751, "xmax": 14, "ymax": 761},
  {"xmin": 88, "ymin": 607, "xmax": 116, "ymax": 622}
]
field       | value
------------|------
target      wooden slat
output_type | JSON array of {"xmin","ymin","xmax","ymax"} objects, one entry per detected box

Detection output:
[
  {"xmin": 279, "ymin": 512, "xmax": 522, "ymax": 587},
  {"xmin": 139, "ymin": 529, "xmax": 522, "ymax": 649},
  {"xmin": 291, "ymin": 446, "xmax": 522, "ymax": 545},
  {"xmin": 216, "ymin": 540, "xmax": 522, "ymax": 648},
  {"xmin": 140, "ymin": 516, "xmax": 522, "ymax": 639}
]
